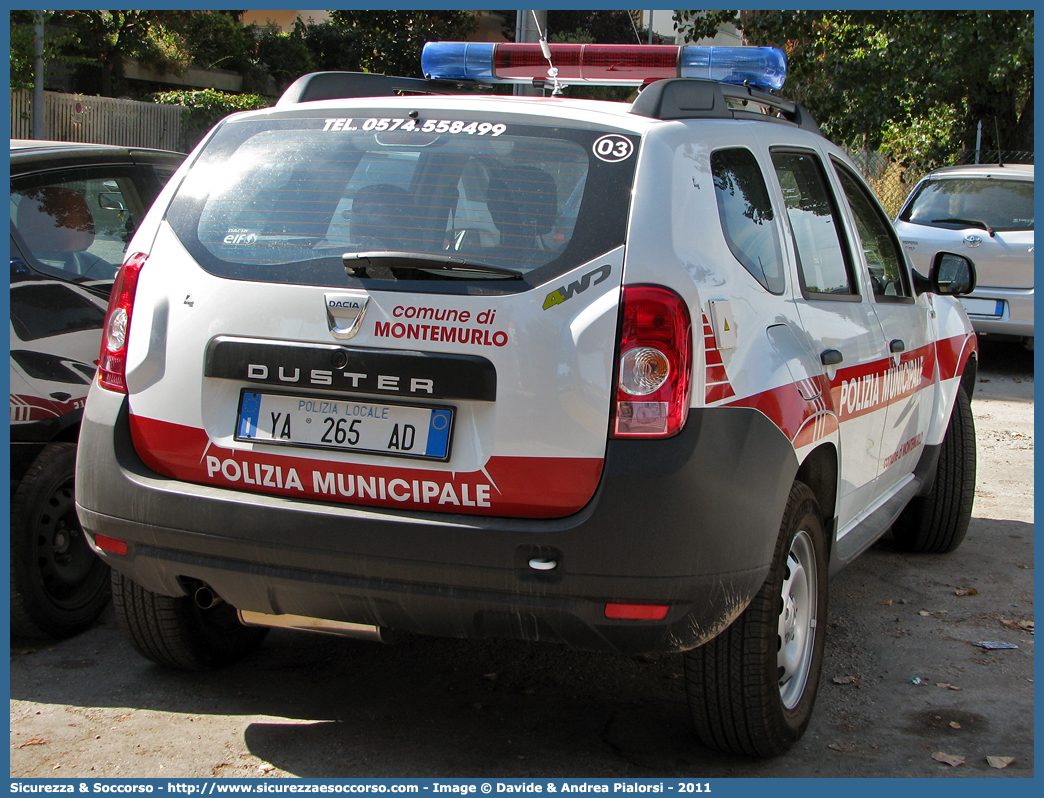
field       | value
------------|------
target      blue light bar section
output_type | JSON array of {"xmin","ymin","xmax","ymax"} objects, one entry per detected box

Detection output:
[
  {"xmin": 421, "ymin": 42, "xmax": 494, "ymax": 81},
  {"xmin": 679, "ymin": 46, "xmax": 786, "ymax": 91}
]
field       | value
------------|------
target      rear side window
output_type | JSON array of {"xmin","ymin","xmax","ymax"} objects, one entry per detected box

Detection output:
[
  {"xmin": 167, "ymin": 113, "xmax": 639, "ymax": 290},
  {"xmin": 771, "ymin": 150, "xmax": 857, "ymax": 298},
  {"xmin": 899, "ymin": 176, "xmax": 1034, "ymax": 232},
  {"xmin": 711, "ymin": 148, "xmax": 784, "ymax": 293}
]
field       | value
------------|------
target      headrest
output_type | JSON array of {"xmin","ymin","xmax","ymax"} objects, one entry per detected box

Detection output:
[
  {"xmin": 486, "ymin": 166, "xmax": 557, "ymax": 237},
  {"xmin": 349, "ymin": 183, "xmax": 412, "ymax": 247},
  {"xmin": 15, "ymin": 187, "xmax": 96, "ymax": 253}
]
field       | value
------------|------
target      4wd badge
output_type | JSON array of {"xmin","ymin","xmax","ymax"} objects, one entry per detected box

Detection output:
[
  {"xmin": 325, "ymin": 293, "xmax": 370, "ymax": 340},
  {"xmin": 542, "ymin": 264, "xmax": 612, "ymax": 310}
]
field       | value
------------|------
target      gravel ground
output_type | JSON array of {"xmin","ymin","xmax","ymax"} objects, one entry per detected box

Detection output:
[{"xmin": 9, "ymin": 341, "xmax": 1033, "ymax": 779}]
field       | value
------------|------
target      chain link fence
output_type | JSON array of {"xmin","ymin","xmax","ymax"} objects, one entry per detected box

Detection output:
[{"xmin": 848, "ymin": 149, "xmax": 1034, "ymax": 219}]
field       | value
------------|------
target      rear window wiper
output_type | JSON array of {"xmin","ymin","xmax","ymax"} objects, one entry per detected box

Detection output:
[
  {"xmin": 343, "ymin": 251, "xmax": 524, "ymax": 280},
  {"xmin": 931, "ymin": 218, "xmax": 996, "ymax": 237}
]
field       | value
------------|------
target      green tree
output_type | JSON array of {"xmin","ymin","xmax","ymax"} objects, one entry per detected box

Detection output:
[
  {"xmin": 546, "ymin": 10, "xmax": 670, "ymax": 45},
  {"xmin": 672, "ymin": 10, "xmax": 740, "ymax": 43},
  {"xmin": 46, "ymin": 10, "xmax": 188, "ymax": 96},
  {"xmin": 325, "ymin": 10, "xmax": 477, "ymax": 77},
  {"xmin": 10, "ymin": 11, "xmax": 100, "ymax": 93},
  {"xmin": 164, "ymin": 11, "xmax": 258, "ymax": 75},
  {"xmin": 673, "ymin": 10, "xmax": 1033, "ymax": 158},
  {"xmin": 255, "ymin": 19, "xmax": 316, "ymax": 91},
  {"xmin": 152, "ymin": 88, "xmax": 272, "ymax": 151},
  {"xmin": 303, "ymin": 21, "xmax": 366, "ymax": 74}
]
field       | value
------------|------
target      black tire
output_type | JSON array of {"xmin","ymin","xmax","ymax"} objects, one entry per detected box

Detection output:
[
  {"xmin": 892, "ymin": 386, "xmax": 976, "ymax": 554},
  {"xmin": 685, "ymin": 481, "xmax": 828, "ymax": 756},
  {"xmin": 10, "ymin": 442, "xmax": 111, "ymax": 638},
  {"xmin": 111, "ymin": 570, "xmax": 268, "ymax": 670}
]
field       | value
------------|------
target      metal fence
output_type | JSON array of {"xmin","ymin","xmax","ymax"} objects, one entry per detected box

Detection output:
[
  {"xmin": 849, "ymin": 149, "xmax": 1035, "ymax": 219},
  {"xmin": 11, "ymin": 90, "xmax": 183, "ymax": 151}
]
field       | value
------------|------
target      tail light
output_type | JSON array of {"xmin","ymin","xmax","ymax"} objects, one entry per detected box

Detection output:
[
  {"xmin": 612, "ymin": 285, "xmax": 692, "ymax": 438},
  {"xmin": 97, "ymin": 252, "xmax": 147, "ymax": 393}
]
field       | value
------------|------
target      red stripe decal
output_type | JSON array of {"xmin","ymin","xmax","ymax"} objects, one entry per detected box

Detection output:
[
  {"xmin": 10, "ymin": 393, "xmax": 85, "ymax": 423},
  {"xmin": 722, "ymin": 335, "xmax": 973, "ymax": 447},
  {"xmin": 936, "ymin": 332, "xmax": 977, "ymax": 382},
  {"xmin": 128, "ymin": 415, "xmax": 603, "ymax": 519},
  {"xmin": 702, "ymin": 313, "xmax": 736, "ymax": 403},
  {"xmin": 705, "ymin": 364, "xmax": 729, "ymax": 383}
]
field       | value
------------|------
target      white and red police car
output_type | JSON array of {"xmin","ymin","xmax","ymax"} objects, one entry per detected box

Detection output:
[{"xmin": 75, "ymin": 42, "xmax": 978, "ymax": 756}]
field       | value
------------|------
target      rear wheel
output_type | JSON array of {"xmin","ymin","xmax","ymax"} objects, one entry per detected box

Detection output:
[
  {"xmin": 892, "ymin": 386, "xmax": 975, "ymax": 554},
  {"xmin": 10, "ymin": 443, "xmax": 111, "ymax": 638},
  {"xmin": 685, "ymin": 481, "xmax": 828, "ymax": 756},
  {"xmin": 111, "ymin": 570, "xmax": 267, "ymax": 670}
]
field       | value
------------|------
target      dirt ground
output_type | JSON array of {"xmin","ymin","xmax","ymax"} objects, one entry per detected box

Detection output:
[{"xmin": 9, "ymin": 340, "xmax": 1033, "ymax": 779}]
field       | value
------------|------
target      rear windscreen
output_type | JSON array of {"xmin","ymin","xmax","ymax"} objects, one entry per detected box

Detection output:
[
  {"xmin": 166, "ymin": 111, "xmax": 640, "ymax": 291},
  {"xmin": 899, "ymin": 177, "xmax": 1034, "ymax": 232}
]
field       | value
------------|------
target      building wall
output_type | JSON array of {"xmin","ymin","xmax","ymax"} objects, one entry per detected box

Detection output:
[
  {"xmin": 242, "ymin": 9, "xmax": 329, "ymax": 32},
  {"xmin": 641, "ymin": 10, "xmax": 742, "ymax": 45}
]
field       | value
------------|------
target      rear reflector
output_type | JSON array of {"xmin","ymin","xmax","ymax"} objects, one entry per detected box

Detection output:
[
  {"xmin": 605, "ymin": 603, "xmax": 670, "ymax": 621},
  {"xmin": 94, "ymin": 534, "xmax": 128, "ymax": 555}
]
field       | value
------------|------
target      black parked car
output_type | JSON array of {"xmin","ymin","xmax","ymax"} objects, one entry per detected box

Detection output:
[{"xmin": 10, "ymin": 139, "xmax": 184, "ymax": 638}]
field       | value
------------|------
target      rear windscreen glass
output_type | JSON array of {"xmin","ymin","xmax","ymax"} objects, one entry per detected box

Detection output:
[
  {"xmin": 166, "ymin": 112, "xmax": 640, "ymax": 291},
  {"xmin": 899, "ymin": 177, "xmax": 1034, "ymax": 232}
]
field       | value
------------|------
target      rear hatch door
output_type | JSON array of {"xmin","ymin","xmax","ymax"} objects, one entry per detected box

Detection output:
[{"xmin": 123, "ymin": 104, "xmax": 641, "ymax": 519}]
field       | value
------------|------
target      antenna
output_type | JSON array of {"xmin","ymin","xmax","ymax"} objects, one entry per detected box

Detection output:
[{"xmin": 530, "ymin": 10, "xmax": 564, "ymax": 96}]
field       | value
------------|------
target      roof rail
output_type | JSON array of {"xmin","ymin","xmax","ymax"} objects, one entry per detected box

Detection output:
[
  {"xmin": 629, "ymin": 78, "xmax": 820, "ymax": 134},
  {"xmin": 277, "ymin": 71, "xmax": 486, "ymax": 106}
]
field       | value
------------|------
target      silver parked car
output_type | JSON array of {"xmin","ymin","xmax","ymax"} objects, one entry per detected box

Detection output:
[{"xmin": 894, "ymin": 163, "xmax": 1034, "ymax": 347}]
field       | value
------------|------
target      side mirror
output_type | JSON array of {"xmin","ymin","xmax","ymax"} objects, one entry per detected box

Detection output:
[{"xmin": 928, "ymin": 251, "xmax": 976, "ymax": 296}]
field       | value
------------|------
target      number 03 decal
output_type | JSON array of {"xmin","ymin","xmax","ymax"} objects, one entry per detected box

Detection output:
[{"xmin": 592, "ymin": 134, "xmax": 634, "ymax": 162}]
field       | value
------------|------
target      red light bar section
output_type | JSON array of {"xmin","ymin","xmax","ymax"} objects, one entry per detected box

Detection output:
[
  {"xmin": 605, "ymin": 603, "xmax": 670, "ymax": 620},
  {"xmin": 495, "ymin": 43, "xmax": 679, "ymax": 85}
]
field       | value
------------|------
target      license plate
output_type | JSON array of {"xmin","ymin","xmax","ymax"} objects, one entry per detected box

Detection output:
[
  {"xmin": 235, "ymin": 391, "xmax": 453, "ymax": 461},
  {"xmin": 959, "ymin": 297, "xmax": 1004, "ymax": 318}
]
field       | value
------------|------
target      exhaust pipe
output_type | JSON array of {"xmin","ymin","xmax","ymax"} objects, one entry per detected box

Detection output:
[
  {"xmin": 193, "ymin": 585, "xmax": 222, "ymax": 610},
  {"xmin": 238, "ymin": 609, "xmax": 403, "ymax": 643}
]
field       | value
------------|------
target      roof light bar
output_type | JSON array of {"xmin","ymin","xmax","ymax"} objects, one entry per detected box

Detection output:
[{"xmin": 422, "ymin": 42, "xmax": 786, "ymax": 92}]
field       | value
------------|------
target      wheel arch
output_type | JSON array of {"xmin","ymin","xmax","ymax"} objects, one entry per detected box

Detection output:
[
  {"xmin": 795, "ymin": 442, "xmax": 838, "ymax": 554},
  {"xmin": 960, "ymin": 352, "xmax": 978, "ymax": 401}
]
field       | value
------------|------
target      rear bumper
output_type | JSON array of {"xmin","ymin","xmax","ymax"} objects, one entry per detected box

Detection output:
[
  {"xmin": 75, "ymin": 384, "xmax": 798, "ymax": 654},
  {"xmin": 964, "ymin": 286, "xmax": 1033, "ymax": 338}
]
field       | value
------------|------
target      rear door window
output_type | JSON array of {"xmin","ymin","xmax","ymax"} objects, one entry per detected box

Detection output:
[
  {"xmin": 10, "ymin": 167, "xmax": 150, "ymax": 282},
  {"xmin": 166, "ymin": 112, "xmax": 639, "ymax": 292}
]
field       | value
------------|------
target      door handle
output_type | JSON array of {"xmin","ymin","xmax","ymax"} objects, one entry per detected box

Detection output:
[
  {"xmin": 820, "ymin": 349, "xmax": 843, "ymax": 366},
  {"xmin": 890, "ymin": 339, "xmax": 906, "ymax": 353}
]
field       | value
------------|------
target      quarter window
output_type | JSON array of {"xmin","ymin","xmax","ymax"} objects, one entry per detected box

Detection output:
[
  {"xmin": 711, "ymin": 148, "xmax": 784, "ymax": 293},
  {"xmin": 771, "ymin": 151, "xmax": 856, "ymax": 298}
]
